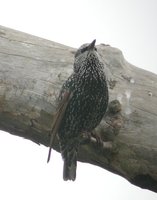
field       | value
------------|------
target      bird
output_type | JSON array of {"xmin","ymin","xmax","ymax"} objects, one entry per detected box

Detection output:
[{"xmin": 47, "ymin": 39, "xmax": 109, "ymax": 181}]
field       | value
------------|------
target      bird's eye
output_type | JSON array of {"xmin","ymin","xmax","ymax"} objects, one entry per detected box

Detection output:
[
  {"xmin": 75, "ymin": 46, "xmax": 88, "ymax": 58},
  {"xmin": 81, "ymin": 46, "xmax": 88, "ymax": 53},
  {"xmin": 75, "ymin": 45, "xmax": 97, "ymax": 58}
]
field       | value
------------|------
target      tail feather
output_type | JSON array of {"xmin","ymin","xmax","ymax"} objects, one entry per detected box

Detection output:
[
  {"xmin": 62, "ymin": 145, "xmax": 77, "ymax": 181},
  {"xmin": 63, "ymin": 158, "xmax": 76, "ymax": 181}
]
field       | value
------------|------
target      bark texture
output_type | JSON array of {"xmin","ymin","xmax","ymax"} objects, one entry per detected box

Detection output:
[{"xmin": 0, "ymin": 25, "xmax": 157, "ymax": 192}]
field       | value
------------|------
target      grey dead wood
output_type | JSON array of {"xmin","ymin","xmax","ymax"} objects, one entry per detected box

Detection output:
[{"xmin": 0, "ymin": 25, "xmax": 157, "ymax": 192}]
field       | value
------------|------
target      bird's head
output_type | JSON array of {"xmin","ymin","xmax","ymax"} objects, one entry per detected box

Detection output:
[
  {"xmin": 74, "ymin": 39, "xmax": 104, "ymax": 74},
  {"xmin": 74, "ymin": 39, "xmax": 97, "ymax": 58}
]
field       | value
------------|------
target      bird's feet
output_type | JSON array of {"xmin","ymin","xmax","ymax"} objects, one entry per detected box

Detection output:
[
  {"xmin": 81, "ymin": 131, "xmax": 103, "ymax": 148},
  {"xmin": 81, "ymin": 131, "xmax": 116, "ymax": 155}
]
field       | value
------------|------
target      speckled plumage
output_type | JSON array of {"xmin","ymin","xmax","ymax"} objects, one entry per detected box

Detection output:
[{"xmin": 48, "ymin": 40, "xmax": 108, "ymax": 181}]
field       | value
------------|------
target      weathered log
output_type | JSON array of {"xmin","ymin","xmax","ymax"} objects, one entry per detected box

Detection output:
[{"xmin": 0, "ymin": 25, "xmax": 157, "ymax": 192}]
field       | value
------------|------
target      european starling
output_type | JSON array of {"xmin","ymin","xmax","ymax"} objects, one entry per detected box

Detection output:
[{"xmin": 47, "ymin": 39, "xmax": 109, "ymax": 181}]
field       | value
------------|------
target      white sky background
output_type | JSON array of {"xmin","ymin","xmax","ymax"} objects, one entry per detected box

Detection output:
[{"xmin": 0, "ymin": 0, "xmax": 157, "ymax": 199}]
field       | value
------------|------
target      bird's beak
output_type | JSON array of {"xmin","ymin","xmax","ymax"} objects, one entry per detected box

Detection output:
[{"xmin": 88, "ymin": 39, "xmax": 96, "ymax": 50}]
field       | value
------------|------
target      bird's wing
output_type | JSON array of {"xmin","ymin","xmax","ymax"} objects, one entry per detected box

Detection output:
[{"xmin": 47, "ymin": 91, "xmax": 72, "ymax": 163}]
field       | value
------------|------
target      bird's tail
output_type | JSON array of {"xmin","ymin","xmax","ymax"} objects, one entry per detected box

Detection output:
[{"xmin": 60, "ymin": 142, "xmax": 77, "ymax": 181}]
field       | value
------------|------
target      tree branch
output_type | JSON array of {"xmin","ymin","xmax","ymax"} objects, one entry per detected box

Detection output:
[{"xmin": 0, "ymin": 25, "xmax": 157, "ymax": 192}]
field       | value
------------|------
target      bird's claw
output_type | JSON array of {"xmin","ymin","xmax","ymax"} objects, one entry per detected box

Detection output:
[
  {"xmin": 81, "ymin": 132, "xmax": 92, "ymax": 144},
  {"xmin": 81, "ymin": 131, "xmax": 103, "ymax": 149}
]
